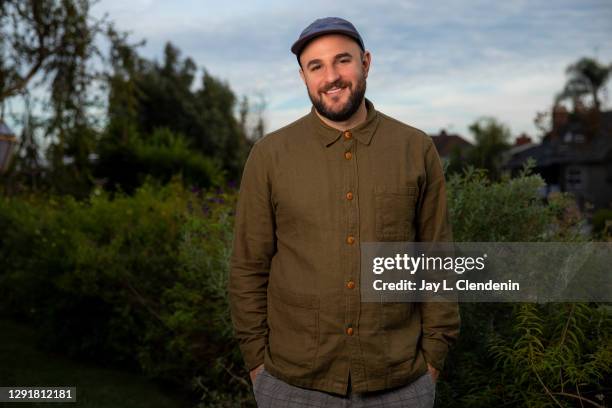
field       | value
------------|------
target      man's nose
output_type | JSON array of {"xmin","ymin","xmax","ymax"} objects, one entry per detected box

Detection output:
[{"xmin": 325, "ymin": 65, "xmax": 341, "ymax": 84}]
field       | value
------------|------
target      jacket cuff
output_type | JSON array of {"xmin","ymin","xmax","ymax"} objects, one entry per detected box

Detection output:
[
  {"xmin": 240, "ymin": 338, "xmax": 266, "ymax": 371},
  {"xmin": 421, "ymin": 338, "xmax": 449, "ymax": 371}
]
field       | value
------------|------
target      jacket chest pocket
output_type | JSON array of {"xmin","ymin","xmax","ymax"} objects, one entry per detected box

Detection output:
[{"xmin": 375, "ymin": 186, "xmax": 418, "ymax": 241}]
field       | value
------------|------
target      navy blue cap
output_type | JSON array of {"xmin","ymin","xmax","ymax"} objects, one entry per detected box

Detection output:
[{"xmin": 291, "ymin": 17, "xmax": 365, "ymax": 60}]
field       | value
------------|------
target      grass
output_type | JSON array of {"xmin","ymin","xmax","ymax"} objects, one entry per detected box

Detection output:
[{"xmin": 0, "ymin": 319, "xmax": 193, "ymax": 408}]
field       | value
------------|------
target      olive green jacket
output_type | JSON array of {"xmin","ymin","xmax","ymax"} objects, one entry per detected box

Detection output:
[{"xmin": 229, "ymin": 99, "xmax": 460, "ymax": 396}]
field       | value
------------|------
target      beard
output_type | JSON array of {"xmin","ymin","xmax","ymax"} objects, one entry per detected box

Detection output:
[{"xmin": 308, "ymin": 74, "xmax": 367, "ymax": 122}]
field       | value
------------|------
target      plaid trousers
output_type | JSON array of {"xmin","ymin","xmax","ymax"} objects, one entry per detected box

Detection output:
[{"xmin": 253, "ymin": 368, "xmax": 436, "ymax": 408}]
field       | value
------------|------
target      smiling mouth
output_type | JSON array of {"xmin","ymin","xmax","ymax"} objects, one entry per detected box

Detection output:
[{"xmin": 324, "ymin": 86, "xmax": 347, "ymax": 96}]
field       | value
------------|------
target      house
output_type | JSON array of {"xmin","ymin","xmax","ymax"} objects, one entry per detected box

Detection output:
[
  {"xmin": 431, "ymin": 129, "xmax": 473, "ymax": 162},
  {"xmin": 0, "ymin": 120, "xmax": 18, "ymax": 173},
  {"xmin": 505, "ymin": 106, "xmax": 612, "ymax": 211}
]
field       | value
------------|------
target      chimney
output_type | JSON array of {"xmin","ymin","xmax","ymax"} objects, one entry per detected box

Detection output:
[
  {"xmin": 514, "ymin": 133, "xmax": 532, "ymax": 146},
  {"xmin": 552, "ymin": 104, "xmax": 569, "ymax": 138}
]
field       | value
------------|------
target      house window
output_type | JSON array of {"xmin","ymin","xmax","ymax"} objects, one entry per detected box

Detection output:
[
  {"xmin": 563, "ymin": 131, "xmax": 585, "ymax": 143},
  {"xmin": 566, "ymin": 167, "xmax": 583, "ymax": 189}
]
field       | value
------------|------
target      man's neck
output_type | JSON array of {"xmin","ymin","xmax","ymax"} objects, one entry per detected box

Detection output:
[{"xmin": 315, "ymin": 99, "xmax": 367, "ymax": 131}]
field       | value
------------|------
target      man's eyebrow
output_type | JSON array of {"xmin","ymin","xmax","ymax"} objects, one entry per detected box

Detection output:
[
  {"xmin": 306, "ymin": 58, "xmax": 322, "ymax": 69},
  {"xmin": 305, "ymin": 53, "xmax": 355, "ymax": 69},
  {"xmin": 334, "ymin": 52, "xmax": 353, "ymax": 61}
]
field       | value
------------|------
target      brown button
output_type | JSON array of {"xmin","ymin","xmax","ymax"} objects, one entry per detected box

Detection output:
[
  {"xmin": 346, "ymin": 191, "xmax": 354, "ymax": 200},
  {"xmin": 346, "ymin": 235, "xmax": 355, "ymax": 245},
  {"xmin": 346, "ymin": 280, "xmax": 356, "ymax": 289},
  {"xmin": 344, "ymin": 151, "xmax": 352, "ymax": 160},
  {"xmin": 346, "ymin": 327, "xmax": 354, "ymax": 336},
  {"xmin": 344, "ymin": 131, "xmax": 352, "ymax": 140}
]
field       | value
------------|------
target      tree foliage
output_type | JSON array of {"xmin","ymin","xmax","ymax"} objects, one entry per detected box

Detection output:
[
  {"xmin": 95, "ymin": 127, "xmax": 225, "ymax": 193},
  {"xmin": 105, "ymin": 40, "xmax": 249, "ymax": 182},
  {"xmin": 462, "ymin": 117, "xmax": 511, "ymax": 181},
  {"xmin": 0, "ymin": 0, "xmax": 102, "ymax": 105},
  {"xmin": 1, "ymin": 0, "xmax": 108, "ymax": 195},
  {"xmin": 1, "ymin": 2, "xmax": 256, "ymax": 196},
  {"xmin": 557, "ymin": 57, "xmax": 612, "ymax": 112}
]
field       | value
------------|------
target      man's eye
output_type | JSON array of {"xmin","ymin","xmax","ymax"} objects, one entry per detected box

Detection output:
[
  {"xmin": 340, "ymin": 59, "xmax": 350, "ymax": 63},
  {"xmin": 311, "ymin": 66, "xmax": 320, "ymax": 71}
]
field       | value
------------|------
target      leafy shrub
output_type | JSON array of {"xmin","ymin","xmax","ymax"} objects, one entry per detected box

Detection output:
[
  {"xmin": 1, "ymin": 166, "xmax": 609, "ymax": 408},
  {"xmin": 592, "ymin": 208, "xmax": 612, "ymax": 238},
  {"xmin": 0, "ymin": 180, "xmax": 252, "ymax": 405},
  {"xmin": 446, "ymin": 166, "xmax": 586, "ymax": 243},
  {"xmin": 447, "ymin": 167, "xmax": 549, "ymax": 242},
  {"xmin": 484, "ymin": 303, "xmax": 611, "ymax": 407},
  {"xmin": 95, "ymin": 127, "xmax": 225, "ymax": 193},
  {"xmin": 439, "ymin": 167, "xmax": 610, "ymax": 407}
]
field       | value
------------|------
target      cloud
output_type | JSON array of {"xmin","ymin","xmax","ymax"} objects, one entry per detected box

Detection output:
[{"xmin": 92, "ymin": 0, "xmax": 612, "ymax": 140}]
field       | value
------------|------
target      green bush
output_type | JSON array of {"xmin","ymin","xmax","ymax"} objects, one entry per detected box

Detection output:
[
  {"xmin": 0, "ymin": 180, "xmax": 252, "ymax": 405},
  {"xmin": 592, "ymin": 208, "xmax": 612, "ymax": 237},
  {"xmin": 439, "ymin": 167, "xmax": 610, "ymax": 407},
  {"xmin": 1, "ymin": 167, "xmax": 609, "ymax": 407},
  {"xmin": 446, "ymin": 166, "xmax": 585, "ymax": 242},
  {"xmin": 447, "ymin": 167, "xmax": 549, "ymax": 242},
  {"xmin": 95, "ymin": 127, "xmax": 225, "ymax": 193}
]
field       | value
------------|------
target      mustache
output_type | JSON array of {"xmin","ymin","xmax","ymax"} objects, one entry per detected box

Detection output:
[{"xmin": 321, "ymin": 80, "xmax": 351, "ymax": 93}]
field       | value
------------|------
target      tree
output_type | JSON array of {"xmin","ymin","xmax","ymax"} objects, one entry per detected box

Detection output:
[
  {"xmin": 0, "ymin": 0, "xmax": 106, "ymax": 125},
  {"xmin": 0, "ymin": 1, "xmax": 96, "ymax": 101},
  {"xmin": 2, "ymin": 3, "xmax": 253, "ymax": 195},
  {"xmin": 556, "ymin": 57, "xmax": 611, "ymax": 112},
  {"xmin": 0, "ymin": 0, "xmax": 110, "ymax": 195},
  {"xmin": 106, "ymin": 41, "xmax": 249, "ymax": 180},
  {"xmin": 466, "ymin": 117, "xmax": 511, "ymax": 181}
]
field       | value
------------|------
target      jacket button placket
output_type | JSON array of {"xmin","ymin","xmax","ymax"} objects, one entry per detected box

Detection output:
[{"xmin": 342, "ymin": 132, "xmax": 364, "ymax": 388}]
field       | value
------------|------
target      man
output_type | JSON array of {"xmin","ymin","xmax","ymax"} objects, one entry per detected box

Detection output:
[{"xmin": 229, "ymin": 17, "xmax": 460, "ymax": 407}]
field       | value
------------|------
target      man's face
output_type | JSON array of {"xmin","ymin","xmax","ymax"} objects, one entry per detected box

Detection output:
[{"xmin": 299, "ymin": 34, "xmax": 371, "ymax": 122}]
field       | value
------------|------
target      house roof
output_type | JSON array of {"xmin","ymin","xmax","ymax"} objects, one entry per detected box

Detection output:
[
  {"xmin": 431, "ymin": 130, "xmax": 473, "ymax": 157},
  {"xmin": 506, "ymin": 111, "xmax": 612, "ymax": 169}
]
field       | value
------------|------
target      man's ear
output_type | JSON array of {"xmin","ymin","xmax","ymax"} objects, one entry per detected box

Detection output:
[
  {"xmin": 299, "ymin": 67, "xmax": 305, "ymax": 84},
  {"xmin": 362, "ymin": 50, "xmax": 372, "ymax": 79}
]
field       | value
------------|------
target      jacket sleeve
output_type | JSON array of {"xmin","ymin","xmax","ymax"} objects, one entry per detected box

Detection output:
[
  {"xmin": 228, "ymin": 142, "xmax": 276, "ymax": 371},
  {"xmin": 416, "ymin": 136, "xmax": 461, "ymax": 371}
]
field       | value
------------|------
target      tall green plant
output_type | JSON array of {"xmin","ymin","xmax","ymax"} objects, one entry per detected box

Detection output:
[
  {"xmin": 438, "ymin": 166, "xmax": 610, "ymax": 408},
  {"xmin": 483, "ymin": 303, "xmax": 611, "ymax": 407}
]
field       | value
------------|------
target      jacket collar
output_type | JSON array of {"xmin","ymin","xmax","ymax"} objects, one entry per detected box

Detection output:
[{"xmin": 310, "ymin": 98, "xmax": 380, "ymax": 147}]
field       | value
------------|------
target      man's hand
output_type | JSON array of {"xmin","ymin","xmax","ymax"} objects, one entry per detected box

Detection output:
[
  {"xmin": 426, "ymin": 363, "xmax": 440, "ymax": 383},
  {"xmin": 250, "ymin": 363, "xmax": 265, "ymax": 385}
]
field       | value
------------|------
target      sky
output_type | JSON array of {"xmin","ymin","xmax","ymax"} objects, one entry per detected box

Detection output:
[{"xmin": 91, "ymin": 0, "xmax": 612, "ymax": 142}]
